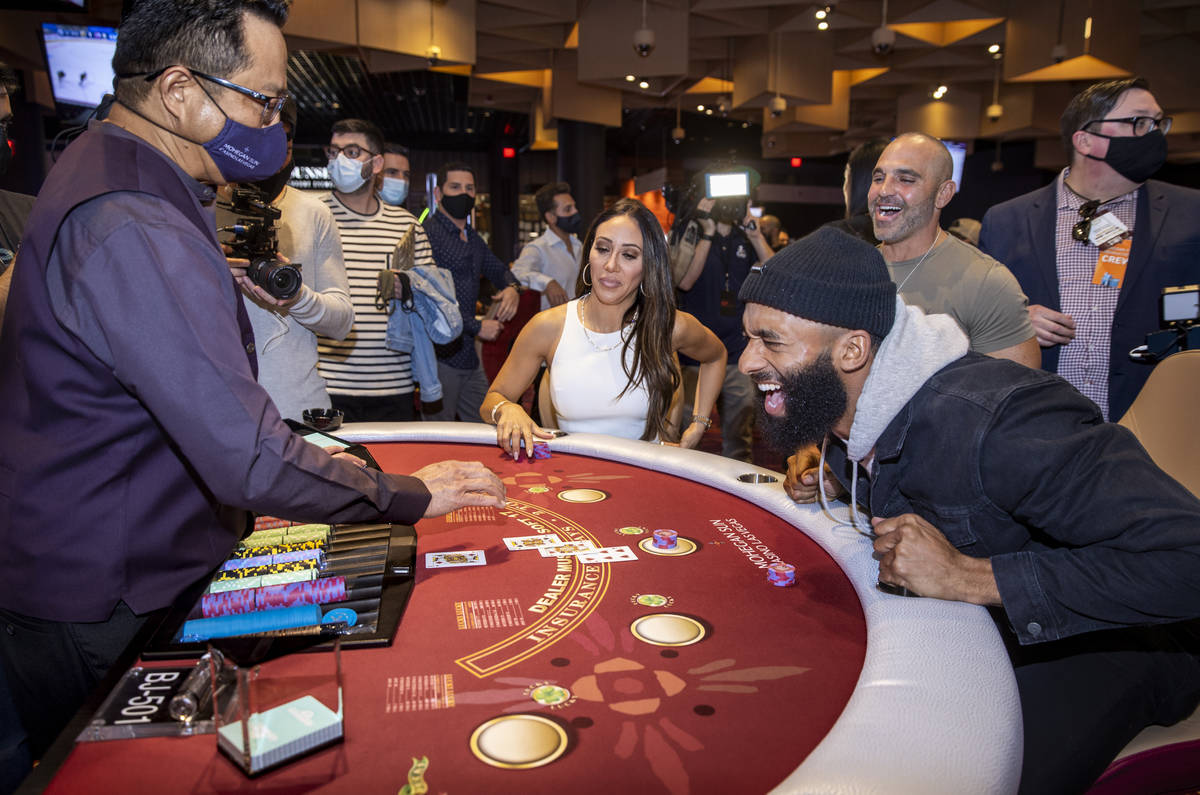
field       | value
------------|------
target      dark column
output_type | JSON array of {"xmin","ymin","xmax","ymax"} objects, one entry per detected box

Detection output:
[
  {"xmin": 487, "ymin": 144, "xmax": 519, "ymax": 263},
  {"xmin": 557, "ymin": 120, "xmax": 605, "ymax": 231}
]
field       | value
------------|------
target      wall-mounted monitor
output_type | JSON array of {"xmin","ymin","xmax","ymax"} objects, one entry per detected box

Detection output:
[
  {"xmin": 942, "ymin": 140, "xmax": 967, "ymax": 193},
  {"xmin": 41, "ymin": 23, "xmax": 118, "ymax": 111}
]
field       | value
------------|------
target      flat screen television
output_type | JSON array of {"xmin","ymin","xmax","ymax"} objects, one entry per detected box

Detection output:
[
  {"xmin": 942, "ymin": 140, "xmax": 967, "ymax": 193},
  {"xmin": 41, "ymin": 23, "xmax": 118, "ymax": 110}
]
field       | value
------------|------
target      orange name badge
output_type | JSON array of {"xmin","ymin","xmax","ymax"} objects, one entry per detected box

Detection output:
[{"xmin": 1092, "ymin": 237, "xmax": 1131, "ymax": 288}]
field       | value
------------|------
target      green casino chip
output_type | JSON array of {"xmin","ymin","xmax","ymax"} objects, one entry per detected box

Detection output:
[{"xmin": 529, "ymin": 685, "xmax": 571, "ymax": 706}]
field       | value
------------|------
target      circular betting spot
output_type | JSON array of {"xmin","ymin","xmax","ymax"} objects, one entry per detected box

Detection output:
[
  {"xmin": 693, "ymin": 705, "xmax": 716, "ymax": 717},
  {"xmin": 550, "ymin": 657, "xmax": 571, "ymax": 667},
  {"xmin": 660, "ymin": 649, "xmax": 679, "ymax": 659},
  {"xmin": 570, "ymin": 716, "xmax": 594, "ymax": 729}
]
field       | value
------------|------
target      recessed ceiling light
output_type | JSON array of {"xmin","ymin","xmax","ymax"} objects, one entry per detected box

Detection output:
[
  {"xmin": 625, "ymin": 74, "xmax": 636, "ymax": 82},
  {"xmin": 696, "ymin": 104, "xmax": 705, "ymax": 112},
  {"xmin": 639, "ymin": 80, "xmax": 650, "ymax": 89},
  {"xmin": 815, "ymin": 8, "xmax": 827, "ymax": 19},
  {"xmin": 818, "ymin": 20, "xmax": 829, "ymax": 30},
  {"xmin": 987, "ymin": 44, "xmax": 1000, "ymax": 54},
  {"xmin": 705, "ymin": 108, "xmax": 713, "ymax": 115}
]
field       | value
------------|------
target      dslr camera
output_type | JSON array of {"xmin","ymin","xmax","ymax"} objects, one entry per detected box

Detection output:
[
  {"xmin": 219, "ymin": 187, "xmax": 303, "ymax": 301},
  {"xmin": 1130, "ymin": 284, "xmax": 1200, "ymax": 363}
]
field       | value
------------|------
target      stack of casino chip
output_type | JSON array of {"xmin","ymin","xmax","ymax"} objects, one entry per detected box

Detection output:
[
  {"xmin": 532, "ymin": 442, "xmax": 551, "ymax": 460},
  {"xmin": 201, "ymin": 576, "xmax": 348, "ymax": 618},
  {"xmin": 767, "ymin": 562, "xmax": 796, "ymax": 587},
  {"xmin": 652, "ymin": 529, "xmax": 678, "ymax": 550}
]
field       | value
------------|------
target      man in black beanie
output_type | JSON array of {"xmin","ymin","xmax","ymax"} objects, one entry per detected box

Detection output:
[{"xmin": 739, "ymin": 225, "xmax": 1200, "ymax": 794}]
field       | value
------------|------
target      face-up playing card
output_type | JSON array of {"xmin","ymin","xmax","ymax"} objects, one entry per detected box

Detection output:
[
  {"xmin": 503, "ymin": 534, "xmax": 564, "ymax": 551},
  {"xmin": 537, "ymin": 541, "xmax": 598, "ymax": 558},
  {"xmin": 425, "ymin": 550, "xmax": 487, "ymax": 568},
  {"xmin": 576, "ymin": 546, "xmax": 638, "ymax": 564}
]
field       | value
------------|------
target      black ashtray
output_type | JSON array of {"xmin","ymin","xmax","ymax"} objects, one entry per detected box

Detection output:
[{"xmin": 302, "ymin": 408, "xmax": 344, "ymax": 431}]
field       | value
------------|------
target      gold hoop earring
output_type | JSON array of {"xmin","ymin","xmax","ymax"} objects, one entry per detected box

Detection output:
[
  {"xmin": 583, "ymin": 268, "xmax": 592, "ymax": 287},
  {"xmin": 639, "ymin": 280, "xmax": 646, "ymax": 296}
]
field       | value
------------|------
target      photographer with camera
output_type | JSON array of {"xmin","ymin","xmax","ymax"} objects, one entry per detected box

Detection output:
[
  {"xmin": 0, "ymin": 0, "xmax": 505, "ymax": 769},
  {"xmin": 217, "ymin": 99, "xmax": 354, "ymax": 421},
  {"xmin": 673, "ymin": 172, "xmax": 774, "ymax": 463}
]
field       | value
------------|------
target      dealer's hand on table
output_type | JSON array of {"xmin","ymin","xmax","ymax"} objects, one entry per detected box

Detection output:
[
  {"xmin": 414, "ymin": 460, "xmax": 507, "ymax": 517},
  {"xmin": 494, "ymin": 401, "xmax": 554, "ymax": 460},
  {"xmin": 1028, "ymin": 304, "xmax": 1075, "ymax": 348},
  {"xmin": 871, "ymin": 514, "xmax": 1001, "ymax": 605},
  {"xmin": 784, "ymin": 444, "xmax": 846, "ymax": 503}
]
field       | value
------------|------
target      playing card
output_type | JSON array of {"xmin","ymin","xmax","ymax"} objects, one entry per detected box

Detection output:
[
  {"xmin": 537, "ymin": 541, "xmax": 598, "ymax": 558},
  {"xmin": 425, "ymin": 550, "xmax": 487, "ymax": 568},
  {"xmin": 577, "ymin": 546, "xmax": 638, "ymax": 564},
  {"xmin": 503, "ymin": 534, "xmax": 564, "ymax": 551}
]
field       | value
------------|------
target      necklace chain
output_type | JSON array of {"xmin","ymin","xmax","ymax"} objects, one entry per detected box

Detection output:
[
  {"xmin": 894, "ymin": 229, "xmax": 943, "ymax": 292},
  {"xmin": 578, "ymin": 294, "xmax": 633, "ymax": 353}
]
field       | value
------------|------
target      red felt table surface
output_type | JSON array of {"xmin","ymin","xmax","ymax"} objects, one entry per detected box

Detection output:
[{"xmin": 45, "ymin": 441, "xmax": 866, "ymax": 795}]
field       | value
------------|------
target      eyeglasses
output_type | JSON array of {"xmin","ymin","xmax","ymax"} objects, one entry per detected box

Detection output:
[
  {"xmin": 1083, "ymin": 115, "xmax": 1173, "ymax": 137},
  {"xmin": 119, "ymin": 67, "xmax": 290, "ymax": 126},
  {"xmin": 323, "ymin": 143, "xmax": 379, "ymax": 161},
  {"xmin": 1072, "ymin": 199, "xmax": 1102, "ymax": 243}
]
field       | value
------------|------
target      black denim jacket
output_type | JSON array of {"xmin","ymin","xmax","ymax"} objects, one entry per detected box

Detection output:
[{"xmin": 824, "ymin": 352, "xmax": 1200, "ymax": 645}]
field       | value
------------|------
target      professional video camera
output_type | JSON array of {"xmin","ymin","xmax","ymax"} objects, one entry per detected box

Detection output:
[
  {"xmin": 217, "ymin": 186, "xmax": 303, "ymax": 301},
  {"xmin": 1129, "ymin": 284, "xmax": 1200, "ymax": 363},
  {"xmin": 665, "ymin": 165, "xmax": 762, "ymax": 245}
]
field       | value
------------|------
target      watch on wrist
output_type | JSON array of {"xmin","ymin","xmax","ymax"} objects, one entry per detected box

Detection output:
[{"xmin": 699, "ymin": 233, "xmax": 715, "ymax": 241}]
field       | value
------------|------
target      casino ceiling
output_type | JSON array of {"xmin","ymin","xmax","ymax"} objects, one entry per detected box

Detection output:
[{"xmin": 3, "ymin": 0, "xmax": 1200, "ymax": 163}]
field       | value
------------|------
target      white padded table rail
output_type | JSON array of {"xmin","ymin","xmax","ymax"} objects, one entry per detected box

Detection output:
[{"xmin": 339, "ymin": 422, "xmax": 1024, "ymax": 794}]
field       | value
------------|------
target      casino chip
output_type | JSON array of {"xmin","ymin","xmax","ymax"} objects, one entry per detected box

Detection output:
[
  {"xmin": 652, "ymin": 529, "xmax": 678, "ymax": 550},
  {"xmin": 532, "ymin": 442, "xmax": 552, "ymax": 460},
  {"xmin": 767, "ymin": 562, "xmax": 796, "ymax": 587},
  {"xmin": 529, "ymin": 685, "xmax": 571, "ymax": 706}
]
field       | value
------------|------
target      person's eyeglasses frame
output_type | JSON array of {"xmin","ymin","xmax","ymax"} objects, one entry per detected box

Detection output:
[{"xmin": 119, "ymin": 66, "xmax": 290, "ymax": 127}]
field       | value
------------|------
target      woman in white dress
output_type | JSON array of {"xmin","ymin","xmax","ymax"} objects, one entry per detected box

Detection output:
[{"xmin": 481, "ymin": 198, "xmax": 726, "ymax": 457}]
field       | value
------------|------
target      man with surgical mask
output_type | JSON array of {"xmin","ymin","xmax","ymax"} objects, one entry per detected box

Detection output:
[
  {"xmin": 0, "ymin": 1, "xmax": 506, "ymax": 765},
  {"xmin": 378, "ymin": 142, "xmax": 411, "ymax": 208},
  {"xmin": 318, "ymin": 119, "xmax": 438, "ymax": 422},
  {"xmin": 511, "ymin": 181, "xmax": 583, "ymax": 310},
  {"xmin": 980, "ymin": 77, "xmax": 1200, "ymax": 420}
]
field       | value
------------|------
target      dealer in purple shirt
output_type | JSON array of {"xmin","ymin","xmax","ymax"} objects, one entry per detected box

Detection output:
[{"xmin": 0, "ymin": 0, "xmax": 505, "ymax": 766}]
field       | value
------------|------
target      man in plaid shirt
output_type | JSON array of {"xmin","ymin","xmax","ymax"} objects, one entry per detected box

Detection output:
[{"xmin": 980, "ymin": 77, "xmax": 1200, "ymax": 421}]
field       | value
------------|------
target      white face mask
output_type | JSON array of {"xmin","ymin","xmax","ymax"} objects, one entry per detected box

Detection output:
[
  {"xmin": 328, "ymin": 153, "xmax": 369, "ymax": 194},
  {"xmin": 380, "ymin": 176, "xmax": 409, "ymax": 205}
]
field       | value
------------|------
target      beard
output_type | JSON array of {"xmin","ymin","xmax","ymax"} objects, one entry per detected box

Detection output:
[{"xmin": 755, "ymin": 351, "xmax": 848, "ymax": 455}]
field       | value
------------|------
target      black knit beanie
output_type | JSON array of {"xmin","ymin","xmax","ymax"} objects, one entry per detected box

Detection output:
[{"xmin": 738, "ymin": 226, "xmax": 897, "ymax": 339}]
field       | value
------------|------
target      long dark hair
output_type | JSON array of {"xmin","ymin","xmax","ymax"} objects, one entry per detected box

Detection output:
[{"xmin": 574, "ymin": 198, "xmax": 681, "ymax": 442}]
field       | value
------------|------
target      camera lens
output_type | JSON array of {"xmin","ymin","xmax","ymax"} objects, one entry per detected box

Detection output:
[{"xmin": 248, "ymin": 258, "xmax": 302, "ymax": 300}]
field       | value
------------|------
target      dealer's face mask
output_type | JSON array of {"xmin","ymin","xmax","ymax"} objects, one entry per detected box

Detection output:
[
  {"xmin": 115, "ymin": 73, "xmax": 287, "ymax": 184},
  {"xmin": 328, "ymin": 153, "xmax": 371, "ymax": 194},
  {"xmin": 380, "ymin": 176, "xmax": 409, "ymax": 205}
]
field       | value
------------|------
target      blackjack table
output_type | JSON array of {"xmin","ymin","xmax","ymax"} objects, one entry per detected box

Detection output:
[{"xmin": 38, "ymin": 423, "xmax": 1022, "ymax": 794}]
